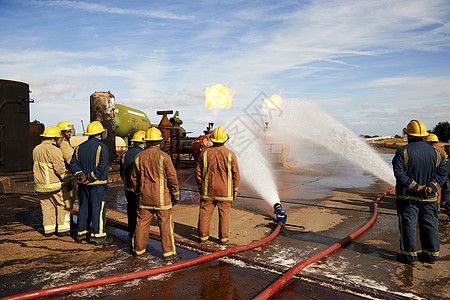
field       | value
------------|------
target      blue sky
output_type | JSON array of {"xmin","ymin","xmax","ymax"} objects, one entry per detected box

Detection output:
[{"xmin": 1, "ymin": 0, "xmax": 449, "ymax": 137}]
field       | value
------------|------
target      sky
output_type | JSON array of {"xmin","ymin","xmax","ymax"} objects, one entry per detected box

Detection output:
[{"xmin": 1, "ymin": 0, "xmax": 449, "ymax": 137}]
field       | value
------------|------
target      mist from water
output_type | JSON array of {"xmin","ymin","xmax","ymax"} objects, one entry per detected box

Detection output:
[
  {"xmin": 270, "ymin": 99, "xmax": 396, "ymax": 186},
  {"xmin": 226, "ymin": 120, "xmax": 280, "ymax": 208}
]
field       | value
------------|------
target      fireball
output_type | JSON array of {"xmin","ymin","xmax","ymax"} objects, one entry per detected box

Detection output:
[
  {"xmin": 205, "ymin": 84, "xmax": 234, "ymax": 110},
  {"xmin": 262, "ymin": 94, "xmax": 282, "ymax": 115}
]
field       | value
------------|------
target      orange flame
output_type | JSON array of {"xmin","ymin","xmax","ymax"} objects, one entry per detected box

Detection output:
[
  {"xmin": 205, "ymin": 84, "xmax": 234, "ymax": 110},
  {"xmin": 262, "ymin": 94, "xmax": 282, "ymax": 115}
]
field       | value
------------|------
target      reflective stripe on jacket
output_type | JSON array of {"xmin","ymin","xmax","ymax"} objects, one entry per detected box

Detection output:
[
  {"xmin": 33, "ymin": 140, "xmax": 68, "ymax": 193},
  {"xmin": 196, "ymin": 144, "xmax": 240, "ymax": 201},
  {"xmin": 392, "ymin": 139, "xmax": 447, "ymax": 201},
  {"xmin": 120, "ymin": 145, "xmax": 143, "ymax": 192},
  {"xmin": 130, "ymin": 146, "xmax": 179, "ymax": 210},
  {"xmin": 70, "ymin": 137, "xmax": 108, "ymax": 185}
]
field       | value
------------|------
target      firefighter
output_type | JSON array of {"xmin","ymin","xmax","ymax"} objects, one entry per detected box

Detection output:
[
  {"xmin": 32, "ymin": 126, "xmax": 71, "ymax": 237},
  {"xmin": 120, "ymin": 130, "xmax": 146, "ymax": 239},
  {"xmin": 196, "ymin": 126, "xmax": 240, "ymax": 245},
  {"xmin": 424, "ymin": 133, "xmax": 448, "ymax": 210},
  {"xmin": 70, "ymin": 121, "xmax": 112, "ymax": 246},
  {"xmin": 57, "ymin": 121, "xmax": 77, "ymax": 227},
  {"xmin": 392, "ymin": 120, "xmax": 447, "ymax": 264},
  {"xmin": 131, "ymin": 127, "xmax": 180, "ymax": 262}
]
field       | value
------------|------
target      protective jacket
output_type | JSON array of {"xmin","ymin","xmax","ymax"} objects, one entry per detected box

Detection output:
[
  {"xmin": 120, "ymin": 145, "xmax": 144, "ymax": 192},
  {"xmin": 196, "ymin": 144, "xmax": 240, "ymax": 201},
  {"xmin": 130, "ymin": 146, "xmax": 179, "ymax": 210},
  {"xmin": 431, "ymin": 144, "xmax": 447, "ymax": 160},
  {"xmin": 393, "ymin": 139, "xmax": 447, "ymax": 201},
  {"xmin": 33, "ymin": 140, "xmax": 68, "ymax": 193},
  {"xmin": 70, "ymin": 137, "xmax": 109, "ymax": 185},
  {"xmin": 59, "ymin": 138, "xmax": 74, "ymax": 167}
]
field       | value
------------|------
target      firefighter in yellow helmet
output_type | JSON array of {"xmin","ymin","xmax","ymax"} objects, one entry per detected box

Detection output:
[
  {"xmin": 57, "ymin": 121, "xmax": 77, "ymax": 227},
  {"xmin": 120, "ymin": 130, "xmax": 146, "ymax": 240},
  {"xmin": 424, "ymin": 133, "xmax": 448, "ymax": 210},
  {"xmin": 392, "ymin": 120, "xmax": 447, "ymax": 264},
  {"xmin": 131, "ymin": 127, "xmax": 180, "ymax": 262},
  {"xmin": 32, "ymin": 126, "xmax": 71, "ymax": 237},
  {"xmin": 196, "ymin": 126, "xmax": 240, "ymax": 245},
  {"xmin": 70, "ymin": 121, "xmax": 112, "ymax": 245}
]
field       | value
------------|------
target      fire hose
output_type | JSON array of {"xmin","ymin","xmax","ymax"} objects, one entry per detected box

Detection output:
[
  {"xmin": 253, "ymin": 187, "xmax": 396, "ymax": 300},
  {"xmin": 3, "ymin": 196, "xmax": 284, "ymax": 300}
]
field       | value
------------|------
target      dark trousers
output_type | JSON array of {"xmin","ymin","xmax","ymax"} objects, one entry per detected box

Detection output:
[
  {"xmin": 77, "ymin": 184, "xmax": 108, "ymax": 241},
  {"xmin": 396, "ymin": 199, "xmax": 439, "ymax": 262},
  {"xmin": 125, "ymin": 190, "xmax": 138, "ymax": 237}
]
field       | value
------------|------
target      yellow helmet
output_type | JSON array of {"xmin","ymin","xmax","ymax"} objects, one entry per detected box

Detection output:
[
  {"xmin": 145, "ymin": 127, "xmax": 163, "ymax": 141},
  {"xmin": 57, "ymin": 121, "xmax": 73, "ymax": 131},
  {"xmin": 424, "ymin": 133, "xmax": 439, "ymax": 142},
  {"xmin": 41, "ymin": 126, "xmax": 62, "ymax": 138},
  {"xmin": 85, "ymin": 121, "xmax": 105, "ymax": 135},
  {"xmin": 131, "ymin": 130, "xmax": 146, "ymax": 142},
  {"xmin": 210, "ymin": 126, "xmax": 228, "ymax": 143},
  {"xmin": 404, "ymin": 120, "xmax": 429, "ymax": 137}
]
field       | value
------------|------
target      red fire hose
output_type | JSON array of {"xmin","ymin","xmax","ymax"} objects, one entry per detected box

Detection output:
[
  {"xmin": 253, "ymin": 188, "xmax": 396, "ymax": 300},
  {"xmin": 4, "ymin": 195, "xmax": 283, "ymax": 300}
]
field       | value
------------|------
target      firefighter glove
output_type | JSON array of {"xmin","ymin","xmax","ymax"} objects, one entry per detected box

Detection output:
[
  {"xmin": 76, "ymin": 174, "xmax": 89, "ymax": 185},
  {"xmin": 417, "ymin": 184, "xmax": 432, "ymax": 199},
  {"xmin": 172, "ymin": 198, "xmax": 179, "ymax": 206}
]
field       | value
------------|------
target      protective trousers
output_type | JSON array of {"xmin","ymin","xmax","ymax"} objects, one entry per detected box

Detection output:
[
  {"xmin": 39, "ymin": 189, "xmax": 71, "ymax": 234},
  {"xmin": 125, "ymin": 190, "xmax": 138, "ymax": 238},
  {"xmin": 77, "ymin": 185, "xmax": 108, "ymax": 241},
  {"xmin": 134, "ymin": 208, "xmax": 176, "ymax": 258},
  {"xmin": 198, "ymin": 199, "xmax": 232, "ymax": 244},
  {"xmin": 396, "ymin": 199, "xmax": 439, "ymax": 263}
]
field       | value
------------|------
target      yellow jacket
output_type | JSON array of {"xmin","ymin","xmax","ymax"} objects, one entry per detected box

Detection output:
[
  {"xmin": 32, "ymin": 140, "xmax": 68, "ymax": 193},
  {"xmin": 59, "ymin": 138, "xmax": 74, "ymax": 167}
]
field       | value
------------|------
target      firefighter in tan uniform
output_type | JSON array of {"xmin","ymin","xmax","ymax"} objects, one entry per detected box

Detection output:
[
  {"xmin": 57, "ymin": 121, "xmax": 77, "ymax": 221},
  {"xmin": 196, "ymin": 126, "xmax": 240, "ymax": 245},
  {"xmin": 32, "ymin": 126, "xmax": 71, "ymax": 237},
  {"xmin": 131, "ymin": 128, "xmax": 180, "ymax": 261},
  {"xmin": 424, "ymin": 133, "xmax": 448, "ymax": 210}
]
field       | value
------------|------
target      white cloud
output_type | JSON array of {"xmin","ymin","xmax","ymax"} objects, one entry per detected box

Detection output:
[{"xmin": 26, "ymin": 0, "xmax": 196, "ymax": 20}]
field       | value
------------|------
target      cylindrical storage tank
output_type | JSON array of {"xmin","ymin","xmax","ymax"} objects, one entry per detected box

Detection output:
[
  {"xmin": 0, "ymin": 79, "xmax": 32, "ymax": 173},
  {"xmin": 115, "ymin": 103, "xmax": 151, "ymax": 144},
  {"xmin": 90, "ymin": 91, "xmax": 116, "ymax": 161}
]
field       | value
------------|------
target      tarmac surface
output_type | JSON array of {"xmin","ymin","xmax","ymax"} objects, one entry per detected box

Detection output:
[{"xmin": 0, "ymin": 147, "xmax": 449, "ymax": 299}]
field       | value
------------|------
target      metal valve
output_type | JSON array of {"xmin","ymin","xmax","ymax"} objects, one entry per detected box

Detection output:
[{"xmin": 273, "ymin": 203, "xmax": 287, "ymax": 225}]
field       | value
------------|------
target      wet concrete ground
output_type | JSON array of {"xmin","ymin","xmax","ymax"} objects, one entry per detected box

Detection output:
[{"xmin": 0, "ymin": 149, "xmax": 449, "ymax": 299}]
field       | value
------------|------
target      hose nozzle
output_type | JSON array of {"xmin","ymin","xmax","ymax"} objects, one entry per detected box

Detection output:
[{"xmin": 273, "ymin": 203, "xmax": 287, "ymax": 225}]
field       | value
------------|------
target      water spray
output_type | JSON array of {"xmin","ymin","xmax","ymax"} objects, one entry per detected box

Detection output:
[{"xmin": 273, "ymin": 203, "xmax": 287, "ymax": 225}]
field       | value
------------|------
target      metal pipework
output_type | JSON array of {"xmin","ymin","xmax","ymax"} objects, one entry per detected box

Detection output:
[{"xmin": 273, "ymin": 203, "xmax": 287, "ymax": 225}]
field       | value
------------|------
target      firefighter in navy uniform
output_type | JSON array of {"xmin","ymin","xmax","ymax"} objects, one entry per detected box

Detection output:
[
  {"xmin": 57, "ymin": 121, "xmax": 77, "ymax": 228},
  {"xmin": 196, "ymin": 126, "xmax": 240, "ymax": 245},
  {"xmin": 32, "ymin": 126, "xmax": 71, "ymax": 237},
  {"xmin": 392, "ymin": 120, "xmax": 447, "ymax": 264},
  {"xmin": 131, "ymin": 127, "xmax": 180, "ymax": 262},
  {"xmin": 70, "ymin": 121, "xmax": 112, "ymax": 246},
  {"xmin": 120, "ymin": 130, "xmax": 146, "ymax": 239}
]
